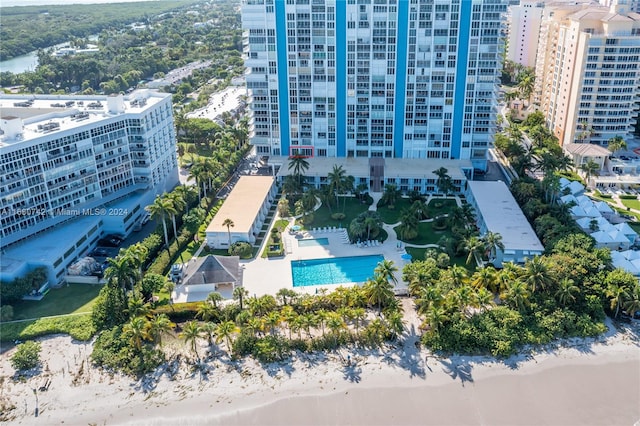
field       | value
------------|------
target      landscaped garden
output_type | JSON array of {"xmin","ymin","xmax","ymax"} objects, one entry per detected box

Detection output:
[{"xmin": 10, "ymin": 284, "xmax": 102, "ymax": 321}]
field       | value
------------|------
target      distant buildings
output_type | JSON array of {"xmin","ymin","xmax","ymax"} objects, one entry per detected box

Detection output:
[
  {"xmin": 532, "ymin": 1, "xmax": 640, "ymax": 146},
  {"xmin": 242, "ymin": 0, "xmax": 507, "ymax": 172},
  {"xmin": 0, "ymin": 90, "xmax": 178, "ymax": 285},
  {"xmin": 506, "ymin": 1, "xmax": 544, "ymax": 67}
]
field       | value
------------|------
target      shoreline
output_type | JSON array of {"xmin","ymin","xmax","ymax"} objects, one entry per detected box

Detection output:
[{"xmin": 2, "ymin": 326, "xmax": 639, "ymax": 426}]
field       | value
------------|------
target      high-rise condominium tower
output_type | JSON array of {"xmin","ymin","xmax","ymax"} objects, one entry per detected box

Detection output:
[
  {"xmin": 535, "ymin": 1, "xmax": 640, "ymax": 146},
  {"xmin": 242, "ymin": 0, "xmax": 507, "ymax": 169}
]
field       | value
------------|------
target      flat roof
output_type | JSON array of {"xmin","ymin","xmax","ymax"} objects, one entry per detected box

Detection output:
[
  {"xmin": 272, "ymin": 156, "xmax": 471, "ymax": 180},
  {"xmin": 2, "ymin": 215, "xmax": 101, "ymax": 268},
  {"xmin": 206, "ymin": 176, "xmax": 274, "ymax": 234},
  {"xmin": 468, "ymin": 181, "xmax": 544, "ymax": 253},
  {"xmin": 0, "ymin": 90, "xmax": 170, "ymax": 148}
]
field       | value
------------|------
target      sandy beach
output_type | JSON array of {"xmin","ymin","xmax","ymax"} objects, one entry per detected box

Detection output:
[{"xmin": 1, "ymin": 321, "xmax": 639, "ymax": 426}]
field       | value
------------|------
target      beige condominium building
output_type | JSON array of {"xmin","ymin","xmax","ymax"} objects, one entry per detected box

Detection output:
[
  {"xmin": 506, "ymin": 1, "xmax": 545, "ymax": 68},
  {"xmin": 534, "ymin": 1, "xmax": 640, "ymax": 147}
]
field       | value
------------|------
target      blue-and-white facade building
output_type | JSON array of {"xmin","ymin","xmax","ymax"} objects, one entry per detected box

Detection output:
[{"xmin": 242, "ymin": 0, "xmax": 506, "ymax": 171}]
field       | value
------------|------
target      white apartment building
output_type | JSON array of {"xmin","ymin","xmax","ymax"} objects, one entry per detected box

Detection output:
[
  {"xmin": 506, "ymin": 1, "xmax": 544, "ymax": 68},
  {"xmin": 535, "ymin": 2, "xmax": 640, "ymax": 146},
  {"xmin": 0, "ymin": 90, "xmax": 179, "ymax": 285},
  {"xmin": 242, "ymin": 0, "xmax": 507, "ymax": 172}
]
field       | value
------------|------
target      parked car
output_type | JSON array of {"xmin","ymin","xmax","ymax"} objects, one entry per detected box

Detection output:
[
  {"xmin": 98, "ymin": 237, "xmax": 122, "ymax": 247},
  {"xmin": 89, "ymin": 248, "xmax": 108, "ymax": 257}
]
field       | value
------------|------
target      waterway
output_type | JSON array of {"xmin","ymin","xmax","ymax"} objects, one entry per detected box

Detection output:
[{"xmin": 0, "ymin": 36, "xmax": 99, "ymax": 75}]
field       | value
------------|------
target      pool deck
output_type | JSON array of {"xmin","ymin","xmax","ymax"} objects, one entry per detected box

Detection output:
[{"xmin": 240, "ymin": 223, "xmax": 409, "ymax": 298}]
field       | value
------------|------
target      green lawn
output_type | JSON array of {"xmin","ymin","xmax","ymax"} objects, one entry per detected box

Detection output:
[
  {"xmin": 620, "ymin": 198, "xmax": 640, "ymax": 211},
  {"xmin": 377, "ymin": 198, "xmax": 413, "ymax": 224},
  {"xmin": 11, "ymin": 284, "xmax": 102, "ymax": 321},
  {"xmin": 304, "ymin": 198, "xmax": 370, "ymax": 229},
  {"xmin": 428, "ymin": 198, "xmax": 459, "ymax": 216},
  {"xmin": 395, "ymin": 221, "xmax": 451, "ymax": 246}
]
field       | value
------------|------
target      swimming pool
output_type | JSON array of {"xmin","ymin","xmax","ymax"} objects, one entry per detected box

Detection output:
[
  {"xmin": 291, "ymin": 255, "xmax": 384, "ymax": 287},
  {"xmin": 298, "ymin": 238, "xmax": 329, "ymax": 247}
]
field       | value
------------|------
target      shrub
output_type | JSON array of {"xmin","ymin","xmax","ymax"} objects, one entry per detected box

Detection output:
[
  {"xmin": 619, "ymin": 194, "xmax": 637, "ymax": 200},
  {"xmin": 11, "ymin": 341, "xmax": 41, "ymax": 371},
  {"xmin": 331, "ymin": 213, "xmax": 346, "ymax": 220},
  {"xmin": 299, "ymin": 213, "xmax": 314, "ymax": 225},
  {"xmin": 91, "ymin": 326, "xmax": 164, "ymax": 377},
  {"xmin": 152, "ymin": 302, "xmax": 202, "ymax": 322},
  {"xmin": 229, "ymin": 242, "xmax": 252, "ymax": 259},
  {"xmin": 0, "ymin": 305, "xmax": 14, "ymax": 322},
  {"xmin": 432, "ymin": 216, "xmax": 448, "ymax": 230},
  {"xmin": 1, "ymin": 315, "xmax": 95, "ymax": 343}
]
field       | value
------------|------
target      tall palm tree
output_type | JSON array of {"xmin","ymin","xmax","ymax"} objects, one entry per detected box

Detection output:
[
  {"xmin": 180, "ymin": 321, "xmax": 202, "ymax": 361},
  {"xmin": 146, "ymin": 314, "xmax": 175, "ymax": 346},
  {"xmin": 233, "ymin": 286, "xmax": 249, "ymax": 311},
  {"xmin": 364, "ymin": 274, "xmax": 394, "ymax": 314},
  {"xmin": 327, "ymin": 164, "xmax": 347, "ymax": 211},
  {"xmin": 475, "ymin": 287, "xmax": 494, "ymax": 313},
  {"xmin": 123, "ymin": 317, "xmax": 149, "ymax": 351},
  {"xmin": 606, "ymin": 283, "xmax": 631, "ymax": 319},
  {"xmin": 167, "ymin": 192, "xmax": 186, "ymax": 239},
  {"xmin": 622, "ymin": 285, "xmax": 640, "ymax": 319},
  {"xmin": 461, "ymin": 235, "xmax": 484, "ymax": 266},
  {"xmin": 174, "ymin": 184, "xmax": 197, "ymax": 214},
  {"xmin": 384, "ymin": 310, "xmax": 404, "ymax": 340},
  {"xmin": 104, "ymin": 254, "xmax": 137, "ymax": 294},
  {"xmin": 264, "ymin": 311, "xmax": 281, "ymax": 335},
  {"xmin": 424, "ymin": 305, "xmax": 448, "ymax": 333},
  {"xmin": 607, "ymin": 135, "xmax": 627, "ymax": 156},
  {"xmin": 126, "ymin": 294, "xmax": 150, "ymax": 319},
  {"xmin": 482, "ymin": 232, "xmax": 504, "ymax": 263},
  {"xmin": 522, "ymin": 256, "xmax": 553, "ymax": 293},
  {"xmin": 433, "ymin": 167, "xmax": 454, "ymax": 195},
  {"xmin": 471, "ymin": 266, "xmax": 498, "ymax": 293},
  {"xmin": 374, "ymin": 259, "xmax": 399, "ymax": 287},
  {"xmin": 580, "ymin": 159, "xmax": 600, "ymax": 186},
  {"xmin": 288, "ymin": 155, "xmax": 310, "ymax": 186},
  {"xmin": 215, "ymin": 320, "xmax": 239, "ymax": 351},
  {"xmin": 555, "ymin": 278, "xmax": 580, "ymax": 307},
  {"xmin": 501, "ymin": 279, "xmax": 530, "ymax": 312},
  {"xmin": 206, "ymin": 292, "xmax": 224, "ymax": 309},
  {"xmin": 326, "ymin": 312, "xmax": 346, "ymax": 344},
  {"xmin": 124, "ymin": 243, "xmax": 148, "ymax": 282},
  {"xmin": 146, "ymin": 195, "xmax": 174, "ymax": 248},
  {"xmin": 222, "ymin": 218, "xmax": 235, "ymax": 247},
  {"xmin": 380, "ymin": 183, "xmax": 400, "ymax": 207}
]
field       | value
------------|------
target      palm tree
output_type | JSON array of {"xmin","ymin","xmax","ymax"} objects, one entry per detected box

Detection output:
[
  {"xmin": 288, "ymin": 155, "xmax": 309, "ymax": 186},
  {"xmin": 167, "ymin": 192, "xmax": 186, "ymax": 239},
  {"xmin": 555, "ymin": 278, "xmax": 580, "ymax": 307},
  {"xmin": 206, "ymin": 292, "xmax": 224, "ymax": 309},
  {"xmin": 196, "ymin": 302, "xmax": 218, "ymax": 322},
  {"xmin": 471, "ymin": 266, "xmax": 498, "ymax": 292},
  {"xmin": 433, "ymin": 167, "xmax": 454, "ymax": 195},
  {"xmin": 264, "ymin": 311, "xmax": 281, "ymax": 335},
  {"xmin": 215, "ymin": 320, "xmax": 239, "ymax": 351},
  {"xmin": 482, "ymin": 232, "xmax": 504, "ymax": 263},
  {"xmin": 424, "ymin": 305, "xmax": 448, "ymax": 333},
  {"xmin": 233, "ymin": 286, "xmax": 249, "ymax": 311},
  {"xmin": 501, "ymin": 279, "xmax": 530, "ymax": 312},
  {"xmin": 180, "ymin": 321, "xmax": 202, "ymax": 361},
  {"xmin": 222, "ymin": 218, "xmax": 235, "ymax": 247},
  {"xmin": 522, "ymin": 256, "xmax": 553, "ymax": 293},
  {"xmin": 327, "ymin": 164, "xmax": 347, "ymax": 211},
  {"xmin": 461, "ymin": 235, "xmax": 484, "ymax": 266},
  {"xmin": 364, "ymin": 274, "xmax": 394, "ymax": 314},
  {"xmin": 123, "ymin": 317, "xmax": 149, "ymax": 351},
  {"xmin": 607, "ymin": 135, "xmax": 627, "ymax": 156},
  {"xmin": 124, "ymin": 243, "xmax": 148, "ymax": 283},
  {"xmin": 104, "ymin": 254, "xmax": 137, "ymax": 294},
  {"xmin": 606, "ymin": 283, "xmax": 631, "ymax": 319},
  {"xmin": 475, "ymin": 287, "xmax": 494, "ymax": 313},
  {"xmin": 326, "ymin": 312, "xmax": 346, "ymax": 344},
  {"xmin": 577, "ymin": 120, "xmax": 594, "ymax": 143},
  {"xmin": 146, "ymin": 314, "xmax": 174, "ymax": 346},
  {"xmin": 146, "ymin": 195, "xmax": 175, "ymax": 248},
  {"xmin": 622, "ymin": 285, "xmax": 640, "ymax": 318},
  {"xmin": 380, "ymin": 183, "xmax": 400, "ymax": 207},
  {"xmin": 352, "ymin": 307, "xmax": 366, "ymax": 337},
  {"xmin": 126, "ymin": 294, "xmax": 150, "ymax": 319},
  {"xmin": 374, "ymin": 259, "xmax": 399, "ymax": 287},
  {"xmin": 384, "ymin": 311, "xmax": 405, "ymax": 340},
  {"xmin": 174, "ymin": 184, "xmax": 197, "ymax": 214},
  {"xmin": 580, "ymin": 159, "xmax": 600, "ymax": 186}
]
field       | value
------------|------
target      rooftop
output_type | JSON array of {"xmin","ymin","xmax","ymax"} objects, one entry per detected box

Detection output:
[
  {"xmin": 272, "ymin": 156, "xmax": 472, "ymax": 180},
  {"xmin": 0, "ymin": 90, "xmax": 171, "ymax": 149},
  {"xmin": 563, "ymin": 143, "xmax": 611, "ymax": 157},
  {"xmin": 182, "ymin": 255, "xmax": 240, "ymax": 286},
  {"xmin": 206, "ymin": 176, "xmax": 275, "ymax": 234},
  {"xmin": 467, "ymin": 181, "xmax": 544, "ymax": 253}
]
